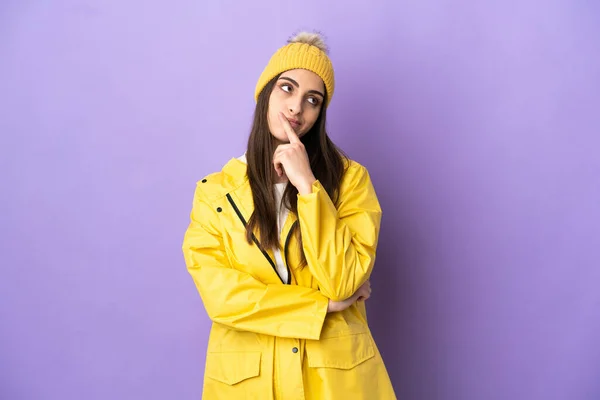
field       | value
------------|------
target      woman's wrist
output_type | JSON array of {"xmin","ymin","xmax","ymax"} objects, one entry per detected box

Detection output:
[{"xmin": 297, "ymin": 176, "xmax": 316, "ymax": 195}]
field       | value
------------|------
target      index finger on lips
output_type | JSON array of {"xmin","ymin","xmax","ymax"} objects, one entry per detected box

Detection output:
[{"xmin": 278, "ymin": 112, "xmax": 301, "ymax": 144}]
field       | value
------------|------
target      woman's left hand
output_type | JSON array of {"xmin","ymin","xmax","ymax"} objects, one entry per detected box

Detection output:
[{"xmin": 273, "ymin": 112, "xmax": 316, "ymax": 194}]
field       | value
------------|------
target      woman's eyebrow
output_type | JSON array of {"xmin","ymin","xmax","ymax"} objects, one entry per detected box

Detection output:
[{"xmin": 279, "ymin": 76, "xmax": 299, "ymax": 87}]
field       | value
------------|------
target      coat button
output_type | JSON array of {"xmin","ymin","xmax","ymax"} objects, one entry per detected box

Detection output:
[
  {"xmin": 216, "ymin": 207, "xmax": 222, "ymax": 212},
  {"xmin": 201, "ymin": 179, "xmax": 207, "ymax": 183},
  {"xmin": 292, "ymin": 347, "xmax": 298, "ymax": 353}
]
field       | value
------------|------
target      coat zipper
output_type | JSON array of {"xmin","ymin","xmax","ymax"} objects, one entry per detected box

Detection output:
[
  {"xmin": 226, "ymin": 193, "xmax": 292, "ymax": 284},
  {"xmin": 283, "ymin": 221, "xmax": 298, "ymax": 285}
]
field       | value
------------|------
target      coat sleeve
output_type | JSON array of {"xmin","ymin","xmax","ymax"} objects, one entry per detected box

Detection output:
[
  {"xmin": 297, "ymin": 164, "xmax": 382, "ymax": 302},
  {"xmin": 182, "ymin": 183, "xmax": 329, "ymax": 340}
]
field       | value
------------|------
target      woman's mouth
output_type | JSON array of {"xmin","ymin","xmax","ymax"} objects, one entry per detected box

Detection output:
[{"xmin": 287, "ymin": 118, "xmax": 301, "ymax": 129}]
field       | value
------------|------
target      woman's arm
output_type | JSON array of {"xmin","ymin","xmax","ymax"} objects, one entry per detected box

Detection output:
[
  {"xmin": 297, "ymin": 164, "xmax": 382, "ymax": 302},
  {"xmin": 271, "ymin": 116, "xmax": 382, "ymax": 302}
]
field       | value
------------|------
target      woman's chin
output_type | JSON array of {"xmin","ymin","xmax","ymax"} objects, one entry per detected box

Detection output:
[{"xmin": 271, "ymin": 133, "xmax": 289, "ymax": 144}]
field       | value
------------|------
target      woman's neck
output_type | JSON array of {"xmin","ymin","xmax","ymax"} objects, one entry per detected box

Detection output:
[{"xmin": 275, "ymin": 174, "xmax": 289, "ymax": 184}]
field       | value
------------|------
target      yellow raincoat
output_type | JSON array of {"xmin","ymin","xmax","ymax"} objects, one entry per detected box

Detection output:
[{"xmin": 182, "ymin": 156, "xmax": 396, "ymax": 399}]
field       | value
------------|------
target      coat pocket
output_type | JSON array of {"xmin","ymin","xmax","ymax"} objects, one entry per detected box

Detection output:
[
  {"xmin": 305, "ymin": 331, "xmax": 375, "ymax": 370},
  {"xmin": 205, "ymin": 351, "xmax": 261, "ymax": 385}
]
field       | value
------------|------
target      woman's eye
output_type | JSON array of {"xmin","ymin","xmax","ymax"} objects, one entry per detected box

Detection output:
[
  {"xmin": 281, "ymin": 84, "xmax": 292, "ymax": 93},
  {"xmin": 308, "ymin": 97, "xmax": 319, "ymax": 106}
]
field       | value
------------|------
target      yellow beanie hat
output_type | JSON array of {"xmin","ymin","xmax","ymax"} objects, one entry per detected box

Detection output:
[{"xmin": 254, "ymin": 32, "xmax": 335, "ymax": 107}]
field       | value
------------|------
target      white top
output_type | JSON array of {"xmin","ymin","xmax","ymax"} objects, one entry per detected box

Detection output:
[{"xmin": 237, "ymin": 154, "xmax": 290, "ymax": 283}]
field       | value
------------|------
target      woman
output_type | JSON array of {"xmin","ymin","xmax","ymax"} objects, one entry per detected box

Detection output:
[{"xmin": 182, "ymin": 32, "xmax": 396, "ymax": 399}]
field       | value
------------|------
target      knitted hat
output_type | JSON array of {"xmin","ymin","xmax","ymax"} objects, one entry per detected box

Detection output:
[{"xmin": 254, "ymin": 32, "xmax": 335, "ymax": 107}]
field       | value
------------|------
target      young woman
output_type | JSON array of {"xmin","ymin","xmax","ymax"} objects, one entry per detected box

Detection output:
[{"xmin": 182, "ymin": 32, "xmax": 396, "ymax": 399}]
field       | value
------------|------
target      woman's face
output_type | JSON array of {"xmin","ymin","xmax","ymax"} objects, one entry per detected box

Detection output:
[{"xmin": 267, "ymin": 69, "xmax": 325, "ymax": 143}]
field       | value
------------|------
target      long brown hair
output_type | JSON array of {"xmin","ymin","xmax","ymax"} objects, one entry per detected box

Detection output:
[{"xmin": 245, "ymin": 75, "xmax": 346, "ymax": 265}]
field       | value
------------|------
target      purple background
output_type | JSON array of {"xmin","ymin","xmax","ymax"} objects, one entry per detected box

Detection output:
[{"xmin": 2, "ymin": 1, "xmax": 599, "ymax": 399}]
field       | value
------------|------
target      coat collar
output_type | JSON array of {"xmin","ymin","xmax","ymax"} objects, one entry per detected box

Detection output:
[{"xmin": 221, "ymin": 156, "xmax": 249, "ymax": 190}]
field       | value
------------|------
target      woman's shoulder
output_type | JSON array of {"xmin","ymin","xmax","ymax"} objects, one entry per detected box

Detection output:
[
  {"xmin": 335, "ymin": 157, "xmax": 381, "ymax": 210},
  {"xmin": 193, "ymin": 157, "xmax": 248, "ymax": 203},
  {"xmin": 341, "ymin": 157, "xmax": 373, "ymax": 184}
]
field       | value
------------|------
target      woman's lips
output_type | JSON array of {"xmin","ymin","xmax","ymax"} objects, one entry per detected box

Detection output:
[{"xmin": 287, "ymin": 118, "xmax": 301, "ymax": 129}]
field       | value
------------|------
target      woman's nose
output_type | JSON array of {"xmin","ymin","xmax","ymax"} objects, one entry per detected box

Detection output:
[{"xmin": 287, "ymin": 96, "xmax": 302, "ymax": 115}]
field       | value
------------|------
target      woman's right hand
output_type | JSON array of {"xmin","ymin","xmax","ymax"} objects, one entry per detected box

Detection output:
[{"xmin": 327, "ymin": 280, "xmax": 372, "ymax": 313}]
